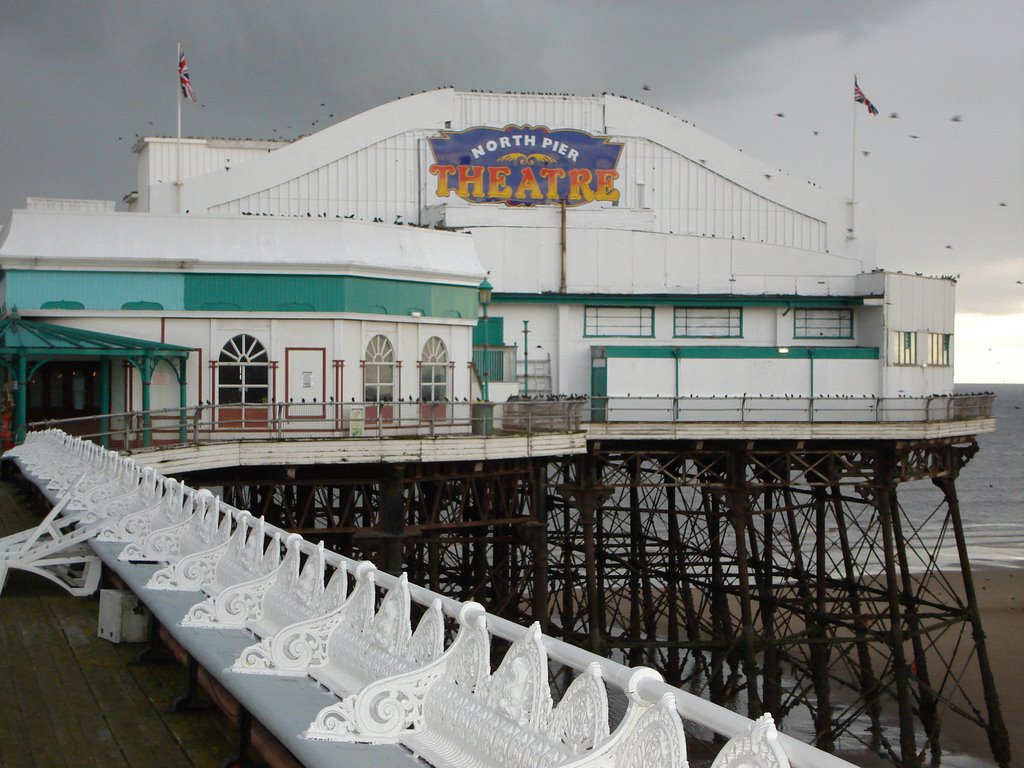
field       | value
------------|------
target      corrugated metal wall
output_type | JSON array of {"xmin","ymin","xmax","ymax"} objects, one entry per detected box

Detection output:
[
  {"xmin": 202, "ymin": 91, "xmax": 825, "ymax": 252},
  {"xmin": 144, "ymin": 141, "xmax": 280, "ymax": 186},
  {"xmin": 209, "ymin": 130, "xmax": 431, "ymax": 221}
]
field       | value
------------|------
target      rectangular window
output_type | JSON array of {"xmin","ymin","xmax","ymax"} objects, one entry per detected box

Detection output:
[
  {"xmin": 674, "ymin": 307, "xmax": 742, "ymax": 338},
  {"xmin": 584, "ymin": 306, "xmax": 654, "ymax": 337},
  {"xmin": 893, "ymin": 331, "xmax": 917, "ymax": 366},
  {"xmin": 793, "ymin": 308, "xmax": 853, "ymax": 338},
  {"xmin": 928, "ymin": 333, "xmax": 951, "ymax": 366}
]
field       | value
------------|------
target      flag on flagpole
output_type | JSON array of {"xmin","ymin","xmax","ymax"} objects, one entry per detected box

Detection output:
[
  {"xmin": 854, "ymin": 77, "xmax": 878, "ymax": 115},
  {"xmin": 179, "ymin": 49, "xmax": 196, "ymax": 102}
]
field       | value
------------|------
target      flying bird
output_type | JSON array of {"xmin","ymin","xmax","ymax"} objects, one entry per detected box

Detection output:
[
  {"xmin": 999, "ymin": 202, "xmax": 1007, "ymax": 207},
  {"xmin": 775, "ymin": 112, "xmax": 785, "ymax": 118},
  {"xmin": 944, "ymin": 245, "xmax": 953, "ymax": 249},
  {"xmin": 950, "ymin": 114, "xmax": 963, "ymax": 122},
  {"xmin": 812, "ymin": 130, "xmax": 820, "ymax": 136},
  {"xmin": 909, "ymin": 135, "xmax": 921, "ymax": 139},
  {"xmin": 889, "ymin": 112, "xmax": 900, "ymax": 119},
  {"xmin": 861, "ymin": 150, "xmax": 871, "ymax": 157},
  {"xmin": 642, "ymin": 84, "xmax": 651, "ymax": 91}
]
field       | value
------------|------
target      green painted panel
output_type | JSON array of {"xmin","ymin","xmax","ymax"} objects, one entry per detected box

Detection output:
[
  {"xmin": 3, "ymin": 270, "xmax": 478, "ymax": 319},
  {"xmin": 495, "ymin": 292, "xmax": 864, "ymax": 308},
  {"xmin": 472, "ymin": 316, "xmax": 504, "ymax": 346},
  {"xmin": 183, "ymin": 274, "xmax": 478, "ymax": 318},
  {"xmin": 6, "ymin": 271, "xmax": 185, "ymax": 310},
  {"xmin": 603, "ymin": 346, "xmax": 879, "ymax": 360}
]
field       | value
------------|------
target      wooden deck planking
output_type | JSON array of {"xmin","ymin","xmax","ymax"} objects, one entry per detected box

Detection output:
[{"xmin": 0, "ymin": 480, "xmax": 237, "ymax": 768}]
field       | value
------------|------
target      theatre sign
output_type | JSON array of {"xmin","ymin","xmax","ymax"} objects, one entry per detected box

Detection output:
[{"xmin": 428, "ymin": 125, "xmax": 623, "ymax": 207}]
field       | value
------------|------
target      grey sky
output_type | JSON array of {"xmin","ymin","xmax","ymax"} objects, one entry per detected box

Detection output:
[{"xmin": 1, "ymin": 0, "xmax": 1021, "ymax": 317}]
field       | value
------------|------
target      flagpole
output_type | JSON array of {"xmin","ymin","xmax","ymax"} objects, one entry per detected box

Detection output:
[
  {"xmin": 176, "ymin": 42, "xmax": 183, "ymax": 214},
  {"xmin": 849, "ymin": 74, "xmax": 857, "ymax": 240}
]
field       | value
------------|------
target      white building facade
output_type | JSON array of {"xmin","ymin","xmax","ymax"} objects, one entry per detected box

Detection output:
[{"xmin": 1, "ymin": 88, "xmax": 956, "ymax": 430}]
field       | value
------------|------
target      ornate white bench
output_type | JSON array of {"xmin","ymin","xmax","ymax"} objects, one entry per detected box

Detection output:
[
  {"xmin": 97, "ymin": 476, "xmax": 182, "ymax": 544},
  {"xmin": 146, "ymin": 492, "xmax": 233, "ymax": 590},
  {"xmin": 710, "ymin": 714, "xmax": 791, "ymax": 768},
  {"xmin": 306, "ymin": 616, "xmax": 691, "ymax": 768},
  {"xmin": 8, "ymin": 431, "xmax": 99, "ymax": 490},
  {"xmin": 119, "ymin": 485, "xmax": 206, "ymax": 563},
  {"xmin": 180, "ymin": 518, "xmax": 285, "ymax": 628},
  {"xmin": 192, "ymin": 537, "xmax": 347, "ymax": 637},
  {"xmin": 306, "ymin": 569, "xmax": 445, "ymax": 699},
  {"xmin": 0, "ymin": 463, "xmax": 156, "ymax": 598},
  {"xmin": 233, "ymin": 561, "xmax": 443, "ymax": 686},
  {"xmin": 230, "ymin": 547, "xmax": 356, "ymax": 675},
  {"xmin": 405, "ymin": 622, "xmax": 689, "ymax": 768}
]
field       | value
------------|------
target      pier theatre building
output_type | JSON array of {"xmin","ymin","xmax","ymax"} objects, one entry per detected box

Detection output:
[{"xmin": 0, "ymin": 89, "xmax": 1007, "ymax": 766}]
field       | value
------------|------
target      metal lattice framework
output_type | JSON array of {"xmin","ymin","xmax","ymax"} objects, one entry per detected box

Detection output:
[
  {"xmin": 210, "ymin": 459, "xmax": 549, "ymax": 627},
  {"xmin": 190, "ymin": 436, "xmax": 1010, "ymax": 768}
]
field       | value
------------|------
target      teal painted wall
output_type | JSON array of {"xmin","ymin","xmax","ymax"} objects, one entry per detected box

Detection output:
[
  {"xmin": 472, "ymin": 316, "xmax": 504, "ymax": 346},
  {"xmin": 6, "ymin": 271, "xmax": 184, "ymax": 311},
  {"xmin": 3, "ymin": 270, "xmax": 479, "ymax": 319},
  {"xmin": 601, "ymin": 345, "xmax": 879, "ymax": 360}
]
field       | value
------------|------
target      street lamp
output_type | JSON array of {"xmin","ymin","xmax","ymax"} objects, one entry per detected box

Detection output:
[
  {"xmin": 521, "ymin": 320, "xmax": 530, "ymax": 396},
  {"xmin": 478, "ymin": 277, "xmax": 492, "ymax": 401}
]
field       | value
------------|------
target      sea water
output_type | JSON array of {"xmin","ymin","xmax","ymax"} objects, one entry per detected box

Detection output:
[{"xmin": 914, "ymin": 383, "xmax": 1024, "ymax": 569}]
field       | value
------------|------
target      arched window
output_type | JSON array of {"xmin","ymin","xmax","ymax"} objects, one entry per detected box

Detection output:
[
  {"xmin": 420, "ymin": 337, "xmax": 448, "ymax": 402},
  {"xmin": 363, "ymin": 335, "xmax": 395, "ymax": 402},
  {"xmin": 218, "ymin": 334, "xmax": 270, "ymax": 404}
]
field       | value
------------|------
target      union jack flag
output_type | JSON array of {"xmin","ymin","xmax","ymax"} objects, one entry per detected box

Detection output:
[
  {"xmin": 179, "ymin": 49, "xmax": 196, "ymax": 103},
  {"xmin": 854, "ymin": 77, "xmax": 878, "ymax": 116}
]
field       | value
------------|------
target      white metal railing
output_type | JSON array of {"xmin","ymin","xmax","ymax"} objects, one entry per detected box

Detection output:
[
  {"xmin": 20, "ymin": 393, "xmax": 994, "ymax": 450},
  {"xmin": 3, "ymin": 429, "xmax": 859, "ymax": 768},
  {"xmin": 588, "ymin": 392, "xmax": 996, "ymax": 424}
]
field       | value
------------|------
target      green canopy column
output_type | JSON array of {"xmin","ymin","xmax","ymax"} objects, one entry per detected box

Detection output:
[
  {"xmin": 14, "ymin": 354, "xmax": 27, "ymax": 444},
  {"xmin": 98, "ymin": 358, "xmax": 111, "ymax": 449},
  {"xmin": 139, "ymin": 353, "xmax": 154, "ymax": 447},
  {"xmin": 172, "ymin": 358, "xmax": 188, "ymax": 443}
]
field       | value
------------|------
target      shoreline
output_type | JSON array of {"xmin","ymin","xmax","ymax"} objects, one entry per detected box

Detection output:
[
  {"xmin": 834, "ymin": 564, "xmax": 1022, "ymax": 767},
  {"xmin": 929, "ymin": 565, "xmax": 1021, "ymax": 767}
]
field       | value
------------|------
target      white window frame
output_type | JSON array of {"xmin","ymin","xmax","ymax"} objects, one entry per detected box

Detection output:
[
  {"xmin": 420, "ymin": 337, "xmax": 449, "ymax": 402},
  {"xmin": 793, "ymin": 308, "xmax": 853, "ymax": 339},
  {"xmin": 674, "ymin": 307, "xmax": 742, "ymax": 338},
  {"xmin": 364, "ymin": 334, "xmax": 396, "ymax": 402},
  {"xmin": 217, "ymin": 334, "xmax": 270, "ymax": 405},
  {"xmin": 584, "ymin": 306, "xmax": 654, "ymax": 338},
  {"xmin": 893, "ymin": 331, "xmax": 918, "ymax": 366},
  {"xmin": 928, "ymin": 333, "xmax": 952, "ymax": 366}
]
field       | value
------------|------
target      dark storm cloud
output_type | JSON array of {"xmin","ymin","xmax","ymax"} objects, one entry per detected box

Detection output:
[
  {"xmin": 1, "ymin": 0, "xmax": 1020, "ymax": 321},
  {"xmin": 0, "ymin": 0, "xmax": 921, "ymax": 215}
]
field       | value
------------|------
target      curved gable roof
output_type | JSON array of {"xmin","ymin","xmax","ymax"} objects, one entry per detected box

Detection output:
[{"xmin": 172, "ymin": 89, "xmax": 831, "ymax": 224}]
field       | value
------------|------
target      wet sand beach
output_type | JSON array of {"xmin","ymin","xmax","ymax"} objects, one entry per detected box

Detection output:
[{"xmin": 930, "ymin": 566, "xmax": 1022, "ymax": 767}]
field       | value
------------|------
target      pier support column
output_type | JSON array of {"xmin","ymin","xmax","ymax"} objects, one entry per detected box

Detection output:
[
  {"xmin": 378, "ymin": 465, "xmax": 407, "ymax": 576},
  {"xmin": 726, "ymin": 446, "xmax": 763, "ymax": 719},
  {"xmin": 876, "ymin": 447, "xmax": 918, "ymax": 767},
  {"xmin": 934, "ymin": 475, "xmax": 1011, "ymax": 768},
  {"xmin": 828, "ymin": 458, "xmax": 882, "ymax": 749}
]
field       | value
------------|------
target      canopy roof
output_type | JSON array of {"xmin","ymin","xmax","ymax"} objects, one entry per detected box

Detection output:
[{"xmin": 0, "ymin": 315, "xmax": 190, "ymax": 359}]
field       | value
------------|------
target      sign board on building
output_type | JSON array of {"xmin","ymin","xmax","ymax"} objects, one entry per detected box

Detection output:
[{"xmin": 428, "ymin": 125, "xmax": 623, "ymax": 207}]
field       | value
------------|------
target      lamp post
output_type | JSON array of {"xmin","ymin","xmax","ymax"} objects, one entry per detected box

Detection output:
[
  {"xmin": 478, "ymin": 277, "xmax": 492, "ymax": 401},
  {"xmin": 521, "ymin": 320, "xmax": 530, "ymax": 396}
]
